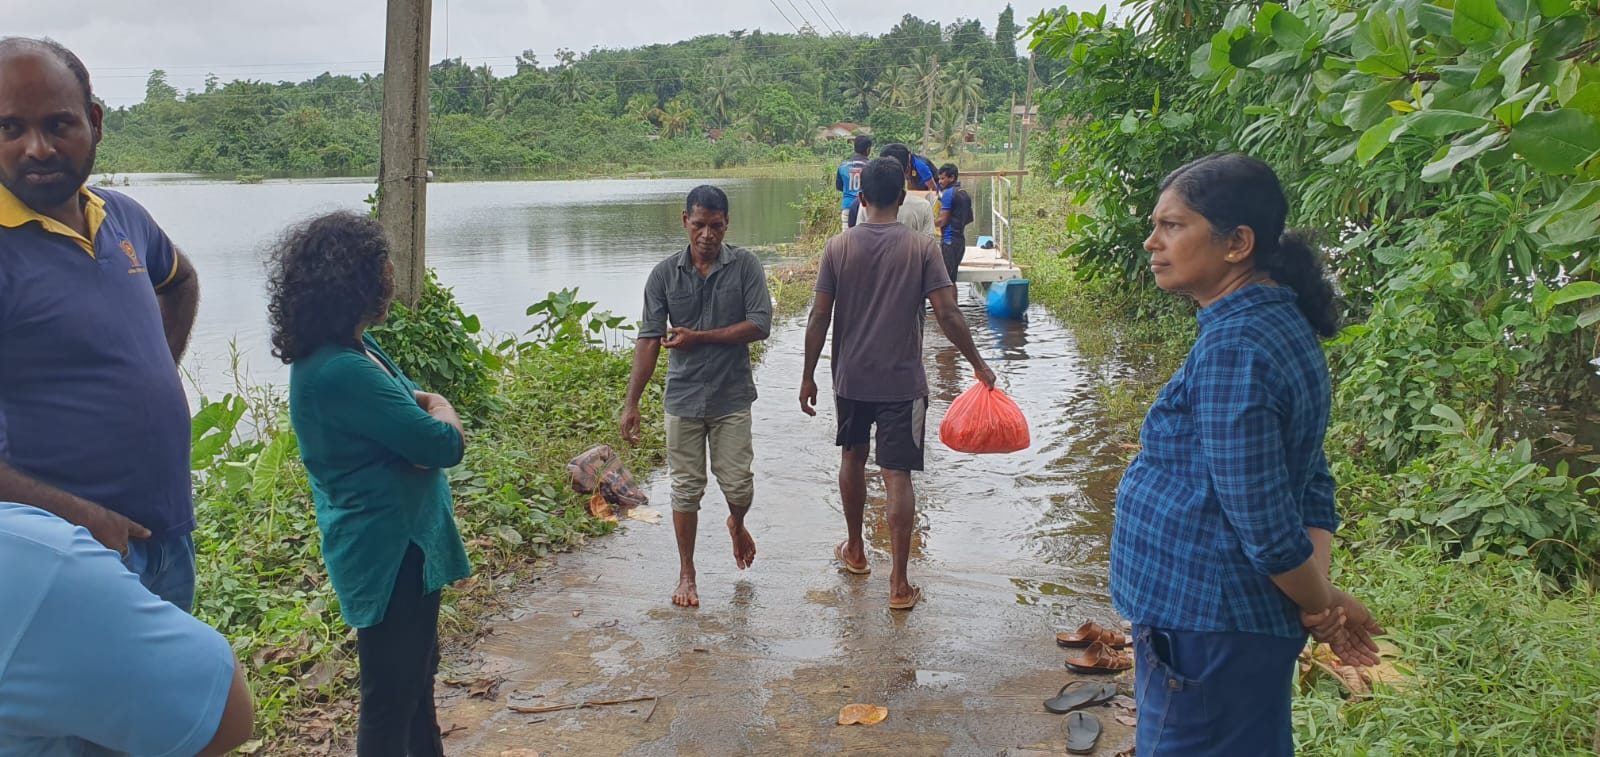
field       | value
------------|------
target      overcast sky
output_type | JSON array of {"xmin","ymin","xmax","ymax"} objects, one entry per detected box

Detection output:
[{"xmin": 9, "ymin": 0, "xmax": 1108, "ymax": 107}]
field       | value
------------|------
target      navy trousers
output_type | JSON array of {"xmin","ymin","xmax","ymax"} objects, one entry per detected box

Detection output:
[{"xmin": 1132, "ymin": 624, "xmax": 1307, "ymax": 756}]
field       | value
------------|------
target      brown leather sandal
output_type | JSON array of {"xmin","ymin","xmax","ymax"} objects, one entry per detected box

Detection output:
[
  {"xmin": 1055, "ymin": 622, "xmax": 1132, "ymax": 649},
  {"xmin": 1064, "ymin": 641, "xmax": 1133, "ymax": 674}
]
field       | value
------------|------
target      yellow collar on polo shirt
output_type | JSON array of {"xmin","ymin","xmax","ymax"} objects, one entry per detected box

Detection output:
[{"xmin": 0, "ymin": 182, "xmax": 108, "ymax": 256}]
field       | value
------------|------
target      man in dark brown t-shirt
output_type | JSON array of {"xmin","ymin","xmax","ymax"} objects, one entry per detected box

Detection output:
[{"xmin": 800, "ymin": 157, "xmax": 996, "ymax": 611}]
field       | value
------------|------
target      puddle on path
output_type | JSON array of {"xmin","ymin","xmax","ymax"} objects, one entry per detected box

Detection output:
[{"xmin": 439, "ymin": 296, "xmax": 1140, "ymax": 756}]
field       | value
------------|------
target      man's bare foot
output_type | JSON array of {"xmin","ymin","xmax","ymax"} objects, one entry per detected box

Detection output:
[
  {"xmin": 727, "ymin": 516, "xmax": 757, "ymax": 569},
  {"xmin": 672, "ymin": 573, "xmax": 699, "ymax": 607}
]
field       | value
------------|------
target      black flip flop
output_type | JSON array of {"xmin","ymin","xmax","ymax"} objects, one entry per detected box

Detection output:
[
  {"xmin": 1066, "ymin": 710, "xmax": 1103, "ymax": 754},
  {"xmin": 1043, "ymin": 681, "xmax": 1117, "ymax": 714}
]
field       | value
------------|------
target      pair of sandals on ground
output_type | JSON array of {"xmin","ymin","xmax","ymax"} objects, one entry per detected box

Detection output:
[{"xmin": 1044, "ymin": 621, "xmax": 1134, "ymax": 754}]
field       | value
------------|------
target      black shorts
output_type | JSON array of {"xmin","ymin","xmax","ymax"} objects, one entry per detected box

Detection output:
[
  {"xmin": 834, "ymin": 396, "xmax": 928, "ymax": 471},
  {"xmin": 941, "ymin": 236, "xmax": 967, "ymax": 281}
]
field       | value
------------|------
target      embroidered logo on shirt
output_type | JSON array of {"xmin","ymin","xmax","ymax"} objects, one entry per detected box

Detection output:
[{"xmin": 121, "ymin": 239, "xmax": 147, "ymax": 275}]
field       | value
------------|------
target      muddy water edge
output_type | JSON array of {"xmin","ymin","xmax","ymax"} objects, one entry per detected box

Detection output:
[{"xmin": 435, "ymin": 284, "xmax": 1151, "ymax": 756}]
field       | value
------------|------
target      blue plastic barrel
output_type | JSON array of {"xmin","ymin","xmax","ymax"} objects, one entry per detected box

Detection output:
[{"xmin": 986, "ymin": 279, "xmax": 1030, "ymax": 319}]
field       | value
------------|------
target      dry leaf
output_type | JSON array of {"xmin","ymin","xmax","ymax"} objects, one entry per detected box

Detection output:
[
  {"xmin": 571, "ymin": 610, "xmax": 583, "ymax": 618},
  {"xmin": 1110, "ymin": 695, "xmax": 1137, "ymax": 711},
  {"xmin": 587, "ymin": 493, "xmax": 617, "ymax": 522},
  {"xmin": 625, "ymin": 507, "xmax": 663, "ymax": 525},
  {"xmin": 237, "ymin": 740, "xmax": 264, "ymax": 755},
  {"xmin": 1114, "ymin": 714, "xmax": 1139, "ymax": 727},
  {"xmin": 499, "ymin": 750, "xmax": 542, "ymax": 757},
  {"xmin": 837, "ymin": 703, "xmax": 889, "ymax": 726}
]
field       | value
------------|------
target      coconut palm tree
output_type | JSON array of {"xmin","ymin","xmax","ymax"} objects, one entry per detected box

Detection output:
[
  {"xmin": 704, "ymin": 68, "xmax": 739, "ymax": 126},
  {"xmin": 625, "ymin": 94, "xmax": 660, "ymax": 127},
  {"xmin": 842, "ymin": 75, "xmax": 877, "ymax": 118},
  {"xmin": 945, "ymin": 64, "xmax": 984, "ymax": 135},
  {"xmin": 881, "ymin": 67, "xmax": 918, "ymax": 109},
  {"xmin": 488, "ymin": 88, "xmax": 522, "ymax": 120},
  {"xmin": 935, "ymin": 106, "xmax": 964, "ymax": 158},
  {"xmin": 659, "ymin": 97, "xmax": 696, "ymax": 139}
]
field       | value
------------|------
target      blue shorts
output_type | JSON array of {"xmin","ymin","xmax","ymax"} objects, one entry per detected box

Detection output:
[
  {"xmin": 122, "ymin": 531, "xmax": 197, "ymax": 612},
  {"xmin": 1132, "ymin": 625, "xmax": 1305, "ymax": 757}
]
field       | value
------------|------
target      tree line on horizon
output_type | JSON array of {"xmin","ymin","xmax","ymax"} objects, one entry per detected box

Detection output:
[{"xmin": 99, "ymin": 7, "xmax": 1041, "ymax": 177}]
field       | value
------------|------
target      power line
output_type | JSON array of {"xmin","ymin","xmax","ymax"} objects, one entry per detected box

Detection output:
[
  {"xmin": 800, "ymin": 0, "xmax": 840, "ymax": 35},
  {"xmin": 782, "ymin": 0, "xmax": 821, "ymax": 34},
  {"xmin": 815, "ymin": 0, "xmax": 847, "ymax": 34},
  {"xmin": 765, "ymin": 0, "xmax": 802, "ymax": 34}
]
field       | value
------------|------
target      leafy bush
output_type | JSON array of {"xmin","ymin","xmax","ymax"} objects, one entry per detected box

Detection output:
[{"xmin": 368, "ymin": 271, "xmax": 501, "ymax": 418}]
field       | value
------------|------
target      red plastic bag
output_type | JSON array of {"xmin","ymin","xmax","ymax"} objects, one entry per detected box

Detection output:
[{"xmin": 939, "ymin": 384, "xmax": 1030, "ymax": 453}]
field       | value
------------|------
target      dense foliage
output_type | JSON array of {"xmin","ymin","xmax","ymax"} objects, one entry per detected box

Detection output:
[
  {"xmin": 98, "ymin": 11, "xmax": 1033, "ymax": 176},
  {"xmin": 1028, "ymin": 0, "xmax": 1600, "ymax": 575}
]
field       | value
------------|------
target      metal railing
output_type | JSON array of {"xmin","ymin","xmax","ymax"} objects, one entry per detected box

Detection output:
[{"xmin": 990, "ymin": 173, "xmax": 1014, "ymax": 264}]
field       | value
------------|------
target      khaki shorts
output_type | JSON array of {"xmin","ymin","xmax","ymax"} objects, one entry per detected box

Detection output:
[{"xmin": 665, "ymin": 408, "xmax": 755, "ymax": 513}]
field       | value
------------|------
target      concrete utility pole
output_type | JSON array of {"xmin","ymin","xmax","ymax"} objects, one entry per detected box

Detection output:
[
  {"xmin": 921, "ymin": 55, "xmax": 938, "ymax": 155},
  {"xmin": 1018, "ymin": 52, "xmax": 1036, "ymax": 196},
  {"xmin": 1007, "ymin": 94, "xmax": 1017, "ymax": 163},
  {"xmin": 378, "ymin": 0, "xmax": 432, "ymax": 307}
]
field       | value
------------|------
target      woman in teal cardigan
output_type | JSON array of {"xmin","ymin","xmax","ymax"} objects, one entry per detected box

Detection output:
[{"xmin": 266, "ymin": 212, "xmax": 470, "ymax": 757}]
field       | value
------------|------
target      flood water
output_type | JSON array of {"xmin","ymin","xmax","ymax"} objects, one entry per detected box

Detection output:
[{"xmin": 107, "ymin": 174, "xmax": 822, "ymax": 396}]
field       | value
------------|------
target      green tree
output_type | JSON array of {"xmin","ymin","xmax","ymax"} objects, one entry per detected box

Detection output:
[
  {"xmin": 659, "ymin": 97, "xmax": 696, "ymax": 139},
  {"xmin": 144, "ymin": 70, "xmax": 178, "ymax": 103},
  {"xmin": 995, "ymin": 5, "xmax": 1018, "ymax": 62}
]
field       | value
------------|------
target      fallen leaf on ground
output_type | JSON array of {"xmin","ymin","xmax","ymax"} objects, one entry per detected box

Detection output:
[
  {"xmin": 571, "ymin": 610, "xmax": 583, "ymax": 618},
  {"xmin": 838, "ymin": 703, "xmax": 889, "ymax": 725},
  {"xmin": 444, "ymin": 676, "xmax": 505, "ymax": 700},
  {"xmin": 587, "ymin": 493, "xmax": 617, "ymax": 522},
  {"xmin": 499, "ymin": 750, "xmax": 541, "ymax": 757},
  {"xmin": 237, "ymin": 740, "xmax": 264, "ymax": 755},
  {"xmin": 625, "ymin": 507, "xmax": 663, "ymax": 524},
  {"xmin": 1114, "ymin": 714, "xmax": 1138, "ymax": 726},
  {"xmin": 1110, "ymin": 695, "xmax": 1136, "ymax": 710},
  {"xmin": 1299, "ymin": 641, "xmax": 1418, "ymax": 700}
]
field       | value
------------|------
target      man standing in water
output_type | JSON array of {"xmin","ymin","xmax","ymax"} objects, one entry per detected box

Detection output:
[
  {"xmin": 0, "ymin": 37, "xmax": 202, "ymax": 610},
  {"xmin": 622, "ymin": 185, "xmax": 772, "ymax": 607},
  {"xmin": 835, "ymin": 135, "xmax": 871, "ymax": 233},
  {"xmin": 801, "ymin": 158, "xmax": 995, "ymax": 610}
]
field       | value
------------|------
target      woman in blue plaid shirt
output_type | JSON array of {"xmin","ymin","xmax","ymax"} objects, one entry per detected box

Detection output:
[{"xmin": 1111, "ymin": 154, "xmax": 1384, "ymax": 755}]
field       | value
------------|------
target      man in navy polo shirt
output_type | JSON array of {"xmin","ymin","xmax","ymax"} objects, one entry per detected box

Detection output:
[{"xmin": 0, "ymin": 38, "xmax": 202, "ymax": 610}]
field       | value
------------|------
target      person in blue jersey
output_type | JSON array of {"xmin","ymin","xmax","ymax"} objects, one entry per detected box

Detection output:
[
  {"xmin": 835, "ymin": 135, "xmax": 871, "ymax": 233},
  {"xmin": 0, "ymin": 37, "xmax": 203, "ymax": 611},
  {"xmin": 1111, "ymin": 153, "xmax": 1383, "ymax": 756},
  {"xmin": 934, "ymin": 163, "xmax": 974, "ymax": 281},
  {"xmin": 846, "ymin": 143, "xmax": 940, "ymax": 230}
]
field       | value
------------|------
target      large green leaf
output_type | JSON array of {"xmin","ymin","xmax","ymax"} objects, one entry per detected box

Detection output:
[
  {"xmin": 1406, "ymin": 109, "xmax": 1495, "ymax": 136},
  {"xmin": 1421, "ymin": 128, "xmax": 1506, "ymax": 182},
  {"xmin": 1358, "ymin": 116, "xmax": 1409, "ymax": 164},
  {"xmin": 1453, "ymin": 0, "xmax": 1509, "ymax": 44},
  {"xmin": 1539, "ymin": 0, "xmax": 1580, "ymax": 17},
  {"xmin": 1498, "ymin": 42, "xmax": 1534, "ymax": 98},
  {"xmin": 1551, "ymin": 281, "xmax": 1600, "ymax": 306},
  {"xmin": 1343, "ymin": 81, "xmax": 1409, "ymax": 130},
  {"xmin": 1352, "ymin": 9, "xmax": 1412, "ymax": 76},
  {"xmin": 1270, "ymin": 6, "xmax": 1312, "ymax": 49},
  {"xmin": 1507, "ymin": 108, "xmax": 1600, "ymax": 174}
]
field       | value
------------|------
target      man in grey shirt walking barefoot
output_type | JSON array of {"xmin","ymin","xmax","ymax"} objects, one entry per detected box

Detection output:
[{"xmin": 622, "ymin": 185, "xmax": 772, "ymax": 608}]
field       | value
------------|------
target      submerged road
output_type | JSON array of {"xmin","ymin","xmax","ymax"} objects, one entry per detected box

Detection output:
[{"xmin": 438, "ymin": 302, "xmax": 1140, "ymax": 756}]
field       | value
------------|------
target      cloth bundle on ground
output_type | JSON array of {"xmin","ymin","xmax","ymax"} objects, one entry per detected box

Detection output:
[
  {"xmin": 566, "ymin": 445, "xmax": 649, "ymax": 508},
  {"xmin": 939, "ymin": 383, "xmax": 1030, "ymax": 454}
]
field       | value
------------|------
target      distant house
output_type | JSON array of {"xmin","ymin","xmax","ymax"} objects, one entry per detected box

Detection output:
[
  {"xmin": 816, "ymin": 121, "xmax": 870, "ymax": 140},
  {"xmin": 1011, "ymin": 105, "xmax": 1040, "ymax": 129}
]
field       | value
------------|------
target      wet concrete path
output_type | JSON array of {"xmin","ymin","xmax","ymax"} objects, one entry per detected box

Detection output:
[{"xmin": 439, "ymin": 300, "xmax": 1139, "ymax": 756}]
